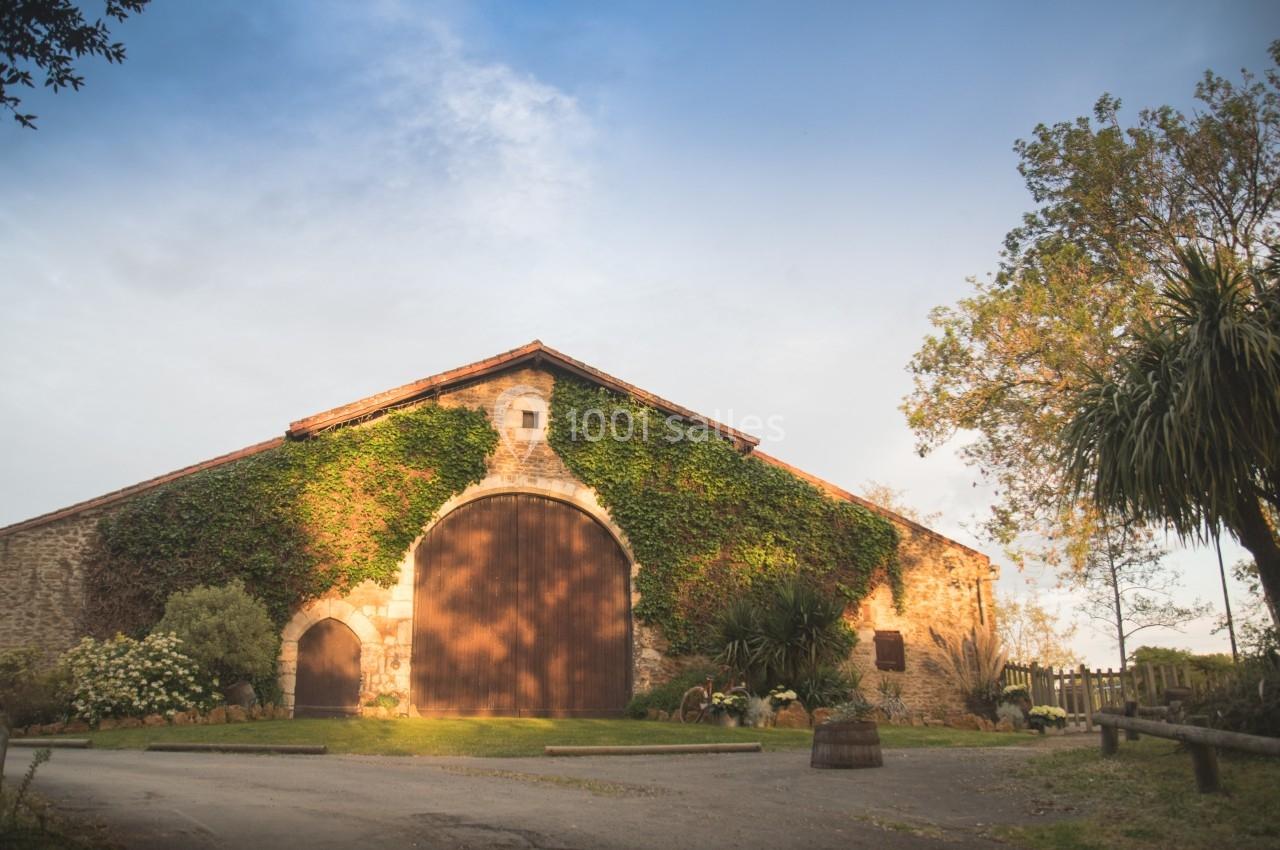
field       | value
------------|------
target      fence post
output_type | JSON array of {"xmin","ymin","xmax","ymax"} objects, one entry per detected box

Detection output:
[
  {"xmin": 1081, "ymin": 665, "xmax": 1094, "ymax": 732},
  {"xmin": 1100, "ymin": 722, "xmax": 1118, "ymax": 756},
  {"xmin": 1030, "ymin": 662, "xmax": 1041, "ymax": 705},
  {"xmin": 1143, "ymin": 662, "xmax": 1158, "ymax": 706},
  {"xmin": 1188, "ymin": 744, "xmax": 1221, "ymax": 793},
  {"xmin": 1124, "ymin": 700, "xmax": 1140, "ymax": 741}
]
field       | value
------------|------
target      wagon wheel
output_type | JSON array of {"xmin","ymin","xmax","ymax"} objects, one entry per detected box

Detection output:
[{"xmin": 677, "ymin": 686, "xmax": 709, "ymax": 723}]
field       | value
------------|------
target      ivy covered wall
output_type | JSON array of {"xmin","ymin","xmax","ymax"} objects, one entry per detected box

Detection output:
[
  {"xmin": 67, "ymin": 368, "xmax": 904, "ymax": 657},
  {"xmin": 547, "ymin": 376, "xmax": 902, "ymax": 654},
  {"xmin": 81, "ymin": 404, "xmax": 498, "ymax": 637}
]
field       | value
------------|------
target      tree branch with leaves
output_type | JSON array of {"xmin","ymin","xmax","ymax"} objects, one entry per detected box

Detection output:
[{"xmin": 1, "ymin": 0, "xmax": 150, "ymax": 128}]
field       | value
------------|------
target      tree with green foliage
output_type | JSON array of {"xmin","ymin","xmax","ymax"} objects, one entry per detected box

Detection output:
[
  {"xmin": 904, "ymin": 44, "xmax": 1280, "ymax": 569},
  {"xmin": 1129, "ymin": 645, "xmax": 1235, "ymax": 675},
  {"xmin": 1062, "ymin": 248, "xmax": 1280, "ymax": 628},
  {"xmin": 153, "ymin": 581, "xmax": 279, "ymax": 691},
  {"xmin": 1, "ymin": 0, "xmax": 150, "ymax": 128}
]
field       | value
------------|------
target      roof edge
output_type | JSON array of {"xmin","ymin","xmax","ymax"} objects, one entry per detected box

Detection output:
[
  {"xmin": 286, "ymin": 340, "xmax": 762, "ymax": 449},
  {"xmin": 0, "ymin": 437, "xmax": 285, "ymax": 538},
  {"xmin": 1, "ymin": 344, "xmax": 986, "ymax": 563},
  {"xmin": 750, "ymin": 450, "xmax": 989, "ymax": 561}
]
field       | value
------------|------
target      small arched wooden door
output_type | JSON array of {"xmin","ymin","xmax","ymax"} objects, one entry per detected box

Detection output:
[
  {"xmin": 294, "ymin": 618, "xmax": 361, "ymax": 718},
  {"xmin": 411, "ymin": 494, "xmax": 631, "ymax": 716}
]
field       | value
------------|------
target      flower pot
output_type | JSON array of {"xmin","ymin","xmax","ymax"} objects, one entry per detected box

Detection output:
[
  {"xmin": 716, "ymin": 713, "xmax": 740, "ymax": 728},
  {"xmin": 811, "ymin": 720, "xmax": 882, "ymax": 769}
]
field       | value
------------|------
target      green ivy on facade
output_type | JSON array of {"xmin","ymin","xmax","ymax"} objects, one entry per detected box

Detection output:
[
  {"xmin": 82, "ymin": 404, "xmax": 498, "ymax": 636},
  {"xmin": 82, "ymin": 376, "xmax": 902, "ymax": 655},
  {"xmin": 548, "ymin": 377, "xmax": 901, "ymax": 654}
]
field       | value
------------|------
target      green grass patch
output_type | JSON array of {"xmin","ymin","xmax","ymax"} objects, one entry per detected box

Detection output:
[
  {"xmin": 1004, "ymin": 737, "xmax": 1280, "ymax": 850},
  {"xmin": 45, "ymin": 718, "xmax": 1026, "ymax": 757}
]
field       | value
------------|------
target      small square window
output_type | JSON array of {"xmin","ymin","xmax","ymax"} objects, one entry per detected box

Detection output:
[
  {"xmin": 522, "ymin": 410, "xmax": 539, "ymax": 429},
  {"xmin": 874, "ymin": 630, "xmax": 906, "ymax": 671}
]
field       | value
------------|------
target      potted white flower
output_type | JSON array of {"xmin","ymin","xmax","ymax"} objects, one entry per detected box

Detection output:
[
  {"xmin": 708, "ymin": 692, "xmax": 748, "ymax": 727},
  {"xmin": 768, "ymin": 685, "xmax": 799, "ymax": 710},
  {"xmin": 1027, "ymin": 704, "xmax": 1067, "ymax": 734}
]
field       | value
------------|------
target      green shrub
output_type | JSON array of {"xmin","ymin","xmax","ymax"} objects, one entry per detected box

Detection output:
[
  {"xmin": 64, "ymin": 633, "xmax": 210, "ymax": 723},
  {"xmin": 154, "ymin": 580, "xmax": 278, "ymax": 689},
  {"xmin": 0, "ymin": 647, "xmax": 71, "ymax": 728},
  {"xmin": 709, "ymin": 577, "xmax": 857, "ymax": 699},
  {"xmin": 795, "ymin": 665, "xmax": 860, "ymax": 709},
  {"xmin": 625, "ymin": 665, "xmax": 718, "ymax": 718},
  {"xmin": 1191, "ymin": 655, "xmax": 1280, "ymax": 738}
]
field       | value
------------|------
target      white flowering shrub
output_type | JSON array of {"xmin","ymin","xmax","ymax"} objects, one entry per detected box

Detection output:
[{"xmin": 63, "ymin": 633, "xmax": 213, "ymax": 723}]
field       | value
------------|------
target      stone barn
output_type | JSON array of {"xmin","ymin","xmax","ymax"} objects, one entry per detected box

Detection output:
[{"xmin": 0, "ymin": 341, "xmax": 997, "ymax": 719}]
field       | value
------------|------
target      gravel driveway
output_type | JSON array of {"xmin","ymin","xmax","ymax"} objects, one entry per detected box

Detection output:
[{"xmin": 5, "ymin": 741, "xmax": 1086, "ymax": 849}]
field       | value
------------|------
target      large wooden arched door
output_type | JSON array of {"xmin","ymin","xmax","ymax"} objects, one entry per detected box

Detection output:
[
  {"xmin": 411, "ymin": 494, "xmax": 631, "ymax": 716},
  {"xmin": 294, "ymin": 618, "xmax": 361, "ymax": 718}
]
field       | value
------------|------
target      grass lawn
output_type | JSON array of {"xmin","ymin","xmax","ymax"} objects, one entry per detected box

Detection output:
[
  {"xmin": 43, "ymin": 717, "xmax": 1028, "ymax": 757},
  {"xmin": 1004, "ymin": 737, "xmax": 1280, "ymax": 850}
]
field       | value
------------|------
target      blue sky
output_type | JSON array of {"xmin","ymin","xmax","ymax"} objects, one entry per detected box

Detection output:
[{"xmin": 3, "ymin": 1, "xmax": 1278, "ymax": 665}]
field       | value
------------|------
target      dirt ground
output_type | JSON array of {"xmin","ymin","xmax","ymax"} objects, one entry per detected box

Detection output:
[{"xmin": 6, "ymin": 737, "xmax": 1096, "ymax": 849}]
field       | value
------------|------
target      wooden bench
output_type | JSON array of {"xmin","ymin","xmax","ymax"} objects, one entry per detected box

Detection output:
[{"xmin": 1095, "ymin": 711, "xmax": 1280, "ymax": 792}]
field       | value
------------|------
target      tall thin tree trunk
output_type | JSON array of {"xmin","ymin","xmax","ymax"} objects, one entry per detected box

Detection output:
[
  {"xmin": 1232, "ymin": 494, "xmax": 1280, "ymax": 630},
  {"xmin": 1105, "ymin": 518, "xmax": 1128, "ymax": 671}
]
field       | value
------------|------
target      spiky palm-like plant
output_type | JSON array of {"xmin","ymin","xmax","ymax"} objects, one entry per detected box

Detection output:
[
  {"xmin": 927, "ymin": 626, "xmax": 1008, "ymax": 717},
  {"xmin": 1061, "ymin": 247, "xmax": 1280, "ymax": 626}
]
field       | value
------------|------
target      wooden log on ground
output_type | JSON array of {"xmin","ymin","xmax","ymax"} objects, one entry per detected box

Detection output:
[
  {"xmin": 9, "ymin": 738, "xmax": 92, "ymax": 749},
  {"xmin": 544, "ymin": 743, "xmax": 762, "ymax": 756},
  {"xmin": 145, "ymin": 743, "xmax": 326, "ymax": 754},
  {"xmin": 1093, "ymin": 714, "xmax": 1280, "ymax": 758}
]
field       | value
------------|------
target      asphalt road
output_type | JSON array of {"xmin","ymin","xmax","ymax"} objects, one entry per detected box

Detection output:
[{"xmin": 5, "ymin": 744, "xmax": 1078, "ymax": 849}]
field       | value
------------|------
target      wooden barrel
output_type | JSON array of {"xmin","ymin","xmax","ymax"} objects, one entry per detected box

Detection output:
[{"xmin": 810, "ymin": 720, "xmax": 883, "ymax": 769}]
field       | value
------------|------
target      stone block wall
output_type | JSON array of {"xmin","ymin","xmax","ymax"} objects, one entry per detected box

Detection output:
[
  {"xmin": 0, "ymin": 510, "xmax": 104, "ymax": 656},
  {"xmin": 849, "ymin": 518, "xmax": 997, "ymax": 718}
]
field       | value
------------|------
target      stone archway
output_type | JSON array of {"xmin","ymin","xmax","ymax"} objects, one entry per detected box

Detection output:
[
  {"xmin": 279, "ymin": 598, "xmax": 381, "ymax": 716},
  {"xmin": 294, "ymin": 618, "xmax": 361, "ymax": 717}
]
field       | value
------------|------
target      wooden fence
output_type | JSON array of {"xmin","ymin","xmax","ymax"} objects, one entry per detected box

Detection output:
[{"xmin": 1001, "ymin": 661, "xmax": 1234, "ymax": 731}]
